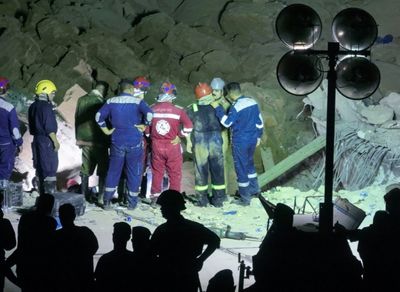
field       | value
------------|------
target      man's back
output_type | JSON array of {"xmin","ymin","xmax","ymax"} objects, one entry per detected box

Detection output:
[
  {"xmin": 95, "ymin": 249, "xmax": 133, "ymax": 292},
  {"xmin": 226, "ymin": 96, "xmax": 262, "ymax": 143},
  {"xmin": 150, "ymin": 102, "xmax": 192, "ymax": 141},
  {"xmin": 75, "ymin": 91, "xmax": 107, "ymax": 144}
]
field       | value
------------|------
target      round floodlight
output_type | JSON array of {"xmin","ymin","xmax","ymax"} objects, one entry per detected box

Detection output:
[
  {"xmin": 276, "ymin": 4, "xmax": 322, "ymax": 50},
  {"xmin": 336, "ymin": 56, "xmax": 380, "ymax": 100},
  {"xmin": 332, "ymin": 8, "xmax": 378, "ymax": 51},
  {"xmin": 277, "ymin": 51, "xmax": 324, "ymax": 96}
]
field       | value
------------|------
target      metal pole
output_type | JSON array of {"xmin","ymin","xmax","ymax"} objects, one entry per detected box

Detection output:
[{"xmin": 319, "ymin": 42, "xmax": 339, "ymax": 233}]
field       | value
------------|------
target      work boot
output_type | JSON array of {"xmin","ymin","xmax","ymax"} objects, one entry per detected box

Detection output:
[
  {"xmin": 43, "ymin": 180, "xmax": 57, "ymax": 195},
  {"xmin": 103, "ymin": 200, "xmax": 112, "ymax": 211},
  {"xmin": 96, "ymin": 177, "xmax": 105, "ymax": 207},
  {"xmin": 81, "ymin": 175, "xmax": 92, "ymax": 203},
  {"xmin": 194, "ymin": 193, "xmax": 209, "ymax": 207}
]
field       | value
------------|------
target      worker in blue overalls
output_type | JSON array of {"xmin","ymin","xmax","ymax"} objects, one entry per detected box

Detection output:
[
  {"xmin": 211, "ymin": 82, "xmax": 264, "ymax": 206},
  {"xmin": 0, "ymin": 77, "xmax": 23, "ymax": 201},
  {"xmin": 186, "ymin": 82, "xmax": 227, "ymax": 207},
  {"xmin": 96, "ymin": 79, "xmax": 153, "ymax": 210},
  {"xmin": 28, "ymin": 80, "xmax": 60, "ymax": 195}
]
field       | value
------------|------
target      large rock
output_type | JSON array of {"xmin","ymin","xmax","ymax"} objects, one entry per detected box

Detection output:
[
  {"xmin": 220, "ymin": 2, "xmax": 283, "ymax": 45},
  {"xmin": 131, "ymin": 12, "xmax": 175, "ymax": 42},
  {"xmin": 173, "ymin": 0, "xmax": 228, "ymax": 32},
  {"xmin": 83, "ymin": 34, "xmax": 146, "ymax": 79},
  {"xmin": 36, "ymin": 17, "xmax": 79, "ymax": 44},
  {"xmin": 164, "ymin": 23, "xmax": 229, "ymax": 56}
]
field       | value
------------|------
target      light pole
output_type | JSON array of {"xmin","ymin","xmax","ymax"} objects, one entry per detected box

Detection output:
[{"xmin": 276, "ymin": 5, "xmax": 380, "ymax": 232}]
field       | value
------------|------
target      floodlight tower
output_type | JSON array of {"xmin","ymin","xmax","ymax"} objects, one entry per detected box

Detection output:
[{"xmin": 276, "ymin": 4, "xmax": 380, "ymax": 233}]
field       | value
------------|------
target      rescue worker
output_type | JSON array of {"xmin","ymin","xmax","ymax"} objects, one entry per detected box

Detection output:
[
  {"xmin": 151, "ymin": 189, "xmax": 220, "ymax": 292},
  {"xmin": 148, "ymin": 82, "xmax": 193, "ymax": 202},
  {"xmin": 75, "ymin": 81, "xmax": 110, "ymax": 205},
  {"xmin": 186, "ymin": 83, "xmax": 226, "ymax": 207},
  {"xmin": 0, "ymin": 77, "xmax": 23, "ymax": 200},
  {"xmin": 28, "ymin": 80, "xmax": 60, "ymax": 195},
  {"xmin": 118, "ymin": 76, "xmax": 151, "ymax": 205},
  {"xmin": 96, "ymin": 79, "xmax": 153, "ymax": 210},
  {"xmin": 210, "ymin": 77, "xmax": 234, "ymax": 194},
  {"xmin": 211, "ymin": 82, "xmax": 264, "ymax": 206}
]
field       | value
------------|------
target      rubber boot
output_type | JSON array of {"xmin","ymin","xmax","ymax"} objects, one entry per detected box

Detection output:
[
  {"xmin": 43, "ymin": 180, "xmax": 57, "ymax": 195},
  {"xmin": 194, "ymin": 192, "xmax": 209, "ymax": 207},
  {"xmin": 96, "ymin": 177, "xmax": 105, "ymax": 208},
  {"xmin": 210, "ymin": 189, "xmax": 227, "ymax": 208},
  {"xmin": 81, "ymin": 174, "xmax": 91, "ymax": 202},
  {"xmin": 103, "ymin": 200, "xmax": 112, "ymax": 210},
  {"xmin": 0, "ymin": 179, "xmax": 9, "ymax": 209}
]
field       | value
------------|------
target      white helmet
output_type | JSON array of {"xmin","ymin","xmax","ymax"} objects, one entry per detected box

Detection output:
[{"xmin": 210, "ymin": 77, "xmax": 225, "ymax": 90}]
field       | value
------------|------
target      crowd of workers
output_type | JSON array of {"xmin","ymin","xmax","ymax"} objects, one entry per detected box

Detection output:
[{"xmin": 0, "ymin": 75, "xmax": 264, "ymax": 210}]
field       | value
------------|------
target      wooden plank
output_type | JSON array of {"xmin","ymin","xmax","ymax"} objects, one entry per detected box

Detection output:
[
  {"xmin": 260, "ymin": 146, "xmax": 275, "ymax": 172},
  {"xmin": 258, "ymin": 136, "xmax": 326, "ymax": 188}
]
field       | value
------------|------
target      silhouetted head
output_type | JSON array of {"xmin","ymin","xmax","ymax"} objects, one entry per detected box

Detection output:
[
  {"xmin": 225, "ymin": 82, "xmax": 241, "ymax": 102},
  {"xmin": 157, "ymin": 189, "xmax": 186, "ymax": 219},
  {"xmin": 384, "ymin": 188, "xmax": 400, "ymax": 217},
  {"xmin": 131, "ymin": 226, "xmax": 151, "ymax": 250},
  {"xmin": 372, "ymin": 210, "xmax": 390, "ymax": 229},
  {"xmin": 0, "ymin": 191, "xmax": 3, "ymax": 205},
  {"xmin": 94, "ymin": 80, "xmax": 109, "ymax": 97},
  {"xmin": 36, "ymin": 194, "xmax": 55, "ymax": 215},
  {"xmin": 206, "ymin": 269, "xmax": 235, "ymax": 292},
  {"xmin": 119, "ymin": 79, "xmax": 135, "ymax": 95},
  {"xmin": 59, "ymin": 203, "xmax": 76, "ymax": 227},
  {"xmin": 273, "ymin": 203, "xmax": 294, "ymax": 230},
  {"xmin": 113, "ymin": 222, "xmax": 131, "ymax": 246}
]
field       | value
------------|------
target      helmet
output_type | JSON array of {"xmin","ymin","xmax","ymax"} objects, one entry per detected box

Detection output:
[
  {"xmin": 195, "ymin": 82, "xmax": 212, "ymax": 99},
  {"xmin": 210, "ymin": 77, "xmax": 225, "ymax": 90},
  {"xmin": 156, "ymin": 189, "xmax": 186, "ymax": 211},
  {"xmin": 0, "ymin": 77, "xmax": 10, "ymax": 94},
  {"xmin": 133, "ymin": 76, "xmax": 150, "ymax": 90},
  {"xmin": 160, "ymin": 82, "xmax": 177, "ymax": 95},
  {"xmin": 35, "ymin": 80, "xmax": 57, "ymax": 95}
]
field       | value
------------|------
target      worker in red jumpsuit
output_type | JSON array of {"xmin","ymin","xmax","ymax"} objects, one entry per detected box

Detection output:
[{"xmin": 149, "ymin": 82, "xmax": 193, "ymax": 203}]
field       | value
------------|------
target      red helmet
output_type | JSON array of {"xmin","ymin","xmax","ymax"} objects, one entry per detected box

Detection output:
[
  {"xmin": 160, "ymin": 82, "xmax": 176, "ymax": 95},
  {"xmin": 0, "ymin": 77, "xmax": 10, "ymax": 94},
  {"xmin": 195, "ymin": 83, "xmax": 212, "ymax": 99},
  {"xmin": 133, "ymin": 76, "xmax": 150, "ymax": 90}
]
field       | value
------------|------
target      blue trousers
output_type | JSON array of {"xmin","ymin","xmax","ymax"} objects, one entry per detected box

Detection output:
[
  {"xmin": 104, "ymin": 142, "xmax": 143, "ymax": 208},
  {"xmin": 232, "ymin": 141, "xmax": 260, "ymax": 203},
  {"xmin": 32, "ymin": 136, "xmax": 58, "ymax": 195},
  {"xmin": 0, "ymin": 143, "xmax": 16, "ymax": 180}
]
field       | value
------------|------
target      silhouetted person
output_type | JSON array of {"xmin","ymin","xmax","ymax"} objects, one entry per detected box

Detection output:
[
  {"xmin": 8, "ymin": 194, "xmax": 57, "ymax": 292},
  {"xmin": 355, "ymin": 210, "xmax": 392, "ymax": 291},
  {"xmin": 384, "ymin": 187, "xmax": 400, "ymax": 227},
  {"xmin": 336, "ymin": 188, "xmax": 400, "ymax": 291},
  {"xmin": 151, "ymin": 189, "xmax": 220, "ymax": 292},
  {"xmin": 55, "ymin": 203, "xmax": 98, "ymax": 292},
  {"xmin": 206, "ymin": 269, "xmax": 235, "ymax": 292},
  {"xmin": 250, "ymin": 203, "xmax": 305, "ymax": 292},
  {"xmin": 131, "ymin": 226, "xmax": 154, "ymax": 292},
  {"xmin": 94, "ymin": 222, "xmax": 132, "ymax": 292},
  {"xmin": 0, "ymin": 192, "xmax": 16, "ymax": 292}
]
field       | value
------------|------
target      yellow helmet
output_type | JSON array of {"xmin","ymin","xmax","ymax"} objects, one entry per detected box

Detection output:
[{"xmin": 35, "ymin": 80, "xmax": 57, "ymax": 95}]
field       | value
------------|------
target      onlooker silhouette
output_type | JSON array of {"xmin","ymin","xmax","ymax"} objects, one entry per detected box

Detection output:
[
  {"xmin": 94, "ymin": 222, "xmax": 133, "ymax": 292},
  {"xmin": 7, "ymin": 194, "xmax": 57, "ymax": 292},
  {"xmin": 151, "ymin": 189, "xmax": 220, "ymax": 292},
  {"xmin": 55, "ymin": 203, "xmax": 98, "ymax": 292},
  {"xmin": 0, "ymin": 192, "xmax": 17, "ymax": 292},
  {"xmin": 131, "ymin": 226, "xmax": 154, "ymax": 292},
  {"xmin": 206, "ymin": 269, "xmax": 235, "ymax": 292},
  {"xmin": 251, "ymin": 203, "xmax": 302, "ymax": 291}
]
